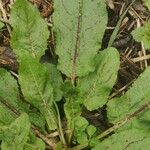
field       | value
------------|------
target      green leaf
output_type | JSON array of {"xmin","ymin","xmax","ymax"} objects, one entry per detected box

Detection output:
[
  {"xmin": 86, "ymin": 125, "xmax": 96, "ymax": 138},
  {"xmin": 45, "ymin": 64, "xmax": 63, "ymax": 101},
  {"xmin": 143, "ymin": 0, "xmax": 150, "ymax": 10},
  {"xmin": 73, "ymin": 117, "xmax": 89, "ymax": 145},
  {"xmin": 28, "ymin": 110, "xmax": 46, "ymax": 131},
  {"xmin": 128, "ymin": 110, "xmax": 150, "ymax": 131},
  {"xmin": 0, "ymin": 113, "xmax": 30, "ymax": 150},
  {"xmin": 0, "ymin": 102, "xmax": 15, "ymax": 126},
  {"xmin": 93, "ymin": 129, "xmax": 150, "ymax": 150},
  {"xmin": 0, "ymin": 68, "xmax": 29, "ymax": 113},
  {"xmin": 53, "ymin": 0, "xmax": 108, "ymax": 78},
  {"xmin": 64, "ymin": 86, "xmax": 82, "ymax": 130},
  {"xmin": 24, "ymin": 133, "xmax": 45, "ymax": 150},
  {"xmin": 107, "ymin": 66, "xmax": 150, "ymax": 123},
  {"xmin": 10, "ymin": 0, "xmax": 49, "ymax": 59},
  {"xmin": 132, "ymin": 21, "xmax": 150, "ymax": 49},
  {"xmin": 78, "ymin": 47, "xmax": 120, "ymax": 111},
  {"xmin": 0, "ymin": 21, "xmax": 4, "ymax": 28},
  {"xmin": 19, "ymin": 55, "xmax": 57, "ymax": 130}
]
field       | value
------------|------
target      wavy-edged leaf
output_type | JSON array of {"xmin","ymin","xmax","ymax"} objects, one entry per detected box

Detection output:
[
  {"xmin": 53, "ymin": 0, "xmax": 108, "ymax": 78},
  {"xmin": 132, "ymin": 21, "xmax": 150, "ymax": 49},
  {"xmin": 10, "ymin": 0, "xmax": 49, "ymax": 59},
  {"xmin": 107, "ymin": 66, "xmax": 150, "ymax": 123},
  {"xmin": 78, "ymin": 47, "xmax": 120, "ymax": 111},
  {"xmin": 19, "ymin": 55, "xmax": 57, "ymax": 130},
  {"xmin": 93, "ymin": 129, "xmax": 150, "ymax": 150},
  {"xmin": 0, "ymin": 113, "xmax": 30, "ymax": 150}
]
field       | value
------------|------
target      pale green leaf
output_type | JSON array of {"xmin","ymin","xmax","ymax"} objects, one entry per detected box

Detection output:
[
  {"xmin": 107, "ymin": 66, "xmax": 150, "ymax": 123},
  {"xmin": 132, "ymin": 21, "xmax": 150, "ymax": 49},
  {"xmin": 10, "ymin": 0, "xmax": 49, "ymax": 59},
  {"xmin": 19, "ymin": 55, "xmax": 57, "ymax": 130},
  {"xmin": 78, "ymin": 47, "xmax": 120, "ymax": 111},
  {"xmin": 53, "ymin": 0, "xmax": 108, "ymax": 78},
  {"xmin": 93, "ymin": 129, "xmax": 150, "ymax": 150},
  {"xmin": 0, "ymin": 113, "xmax": 30, "ymax": 150}
]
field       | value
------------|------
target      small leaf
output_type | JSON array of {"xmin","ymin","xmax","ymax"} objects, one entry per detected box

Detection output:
[
  {"xmin": 132, "ymin": 21, "xmax": 150, "ymax": 49},
  {"xmin": 78, "ymin": 47, "xmax": 120, "ymax": 111},
  {"xmin": 107, "ymin": 66, "xmax": 150, "ymax": 123},
  {"xmin": 24, "ymin": 133, "xmax": 45, "ymax": 150},
  {"xmin": 64, "ymin": 86, "xmax": 82, "ymax": 130},
  {"xmin": 53, "ymin": 0, "xmax": 108, "ymax": 78},
  {"xmin": 73, "ymin": 117, "xmax": 89, "ymax": 145},
  {"xmin": 86, "ymin": 125, "xmax": 96, "ymax": 138},
  {"xmin": 93, "ymin": 129, "xmax": 150, "ymax": 150},
  {"xmin": 10, "ymin": 0, "xmax": 49, "ymax": 59},
  {"xmin": 0, "ymin": 113, "xmax": 30, "ymax": 150},
  {"xmin": 19, "ymin": 55, "xmax": 57, "ymax": 130}
]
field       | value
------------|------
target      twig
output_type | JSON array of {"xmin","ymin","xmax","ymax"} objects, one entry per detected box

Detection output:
[
  {"xmin": 54, "ymin": 102, "xmax": 67, "ymax": 146},
  {"xmin": 131, "ymin": 54, "xmax": 150, "ymax": 63}
]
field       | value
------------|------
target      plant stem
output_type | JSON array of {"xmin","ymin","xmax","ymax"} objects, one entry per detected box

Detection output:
[
  {"xmin": 72, "ymin": 144, "xmax": 88, "ymax": 150},
  {"xmin": 54, "ymin": 102, "xmax": 67, "ymax": 146}
]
